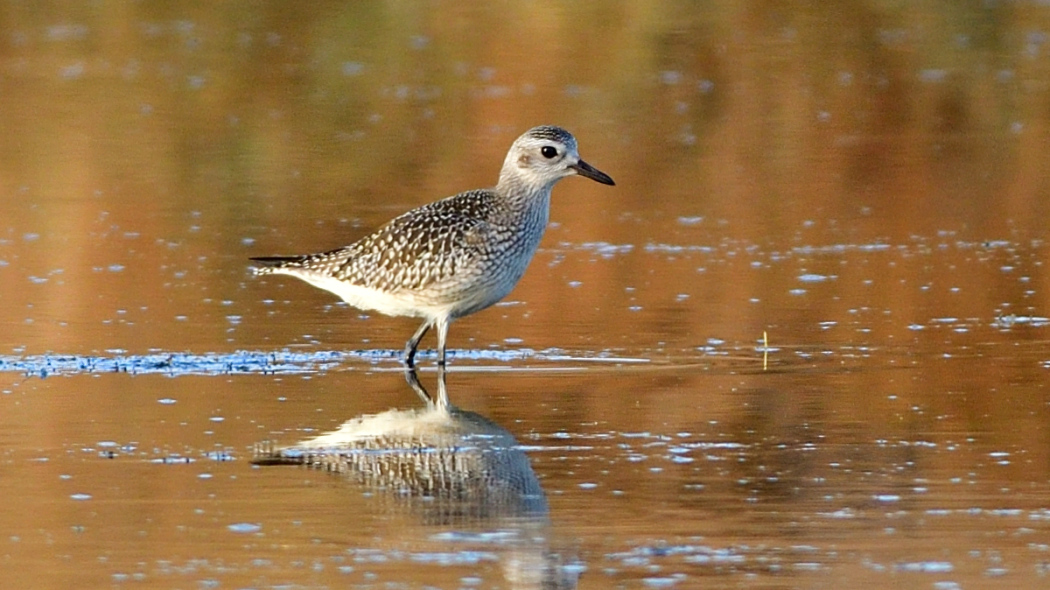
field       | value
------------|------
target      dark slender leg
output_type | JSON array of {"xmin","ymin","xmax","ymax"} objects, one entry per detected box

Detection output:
[
  {"xmin": 435, "ymin": 316, "xmax": 450, "ymax": 367},
  {"xmin": 404, "ymin": 320, "xmax": 432, "ymax": 367}
]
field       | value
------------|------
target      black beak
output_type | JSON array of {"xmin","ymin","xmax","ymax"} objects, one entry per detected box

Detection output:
[{"xmin": 570, "ymin": 159, "xmax": 615, "ymax": 186}]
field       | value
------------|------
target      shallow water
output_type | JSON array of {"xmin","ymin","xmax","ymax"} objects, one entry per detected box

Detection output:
[{"xmin": 3, "ymin": 3, "xmax": 1050, "ymax": 589}]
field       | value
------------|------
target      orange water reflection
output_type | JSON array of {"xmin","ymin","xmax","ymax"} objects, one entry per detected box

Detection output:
[{"xmin": 2, "ymin": 2, "xmax": 1050, "ymax": 589}]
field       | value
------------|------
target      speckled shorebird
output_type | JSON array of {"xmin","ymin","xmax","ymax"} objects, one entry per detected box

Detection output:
[{"xmin": 251, "ymin": 125, "xmax": 615, "ymax": 367}]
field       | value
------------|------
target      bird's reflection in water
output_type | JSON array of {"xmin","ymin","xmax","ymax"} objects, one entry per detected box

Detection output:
[{"xmin": 253, "ymin": 368, "xmax": 579, "ymax": 589}]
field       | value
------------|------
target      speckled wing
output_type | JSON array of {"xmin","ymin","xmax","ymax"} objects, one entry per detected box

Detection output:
[{"xmin": 324, "ymin": 190, "xmax": 498, "ymax": 293}]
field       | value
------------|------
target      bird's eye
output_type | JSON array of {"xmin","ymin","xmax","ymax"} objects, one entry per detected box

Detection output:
[{"xmin": 540, "ymin": 146, "xmax": 558, "ymax": 159}]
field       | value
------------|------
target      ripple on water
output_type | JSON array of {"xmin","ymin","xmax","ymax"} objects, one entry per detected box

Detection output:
[
  {"xmin": 227, "ymin": 523, "xmax": 262, "ymax": 534},
  {"xmin": 0, "ymin": 347, "xmax": 655, "ymax": 378}
]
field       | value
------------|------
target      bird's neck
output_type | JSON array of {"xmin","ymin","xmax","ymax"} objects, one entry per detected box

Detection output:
[
  {"xmin": 492, "ymin": 174, "xmax": 553, "ymax": 237},
  {"xmin": 496, "ymin": 170, "xmax": 553, "ymax": 207}
]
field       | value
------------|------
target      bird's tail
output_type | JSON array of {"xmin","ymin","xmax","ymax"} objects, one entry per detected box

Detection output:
[{"xmin": 249, "ymin": 256, "xmax": 307, "ymax": 275}]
